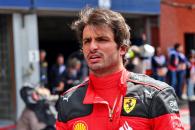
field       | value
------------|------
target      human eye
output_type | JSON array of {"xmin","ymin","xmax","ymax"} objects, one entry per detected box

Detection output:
[
  {"xmin": 82, "ymin": 38, "xmax": 91, "ymax": 45},
  {"xmin": 96, "ymin": 37, "xmax": 109, "ymax": 42}
]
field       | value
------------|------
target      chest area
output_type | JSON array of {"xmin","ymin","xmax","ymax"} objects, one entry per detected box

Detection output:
[
  {"xmin": 65, "ymin": 103, "xmax": 152, "ymax": 130},
  {"xmin": 65, "ymin": 86, "xmax": 155, "ymax": 130},
  {"xmin": 61, "ymin": 82, "xmax": 157, "ymax": 130}
]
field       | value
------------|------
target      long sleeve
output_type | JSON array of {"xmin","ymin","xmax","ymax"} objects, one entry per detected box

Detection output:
[{"xmin": 150, "ymin": 87, "xmax": 184, "ymax": 130}]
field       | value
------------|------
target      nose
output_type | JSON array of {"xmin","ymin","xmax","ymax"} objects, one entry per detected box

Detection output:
[{"xmin": 89, "ymin": 40, "xmax": 98, "ymax": 52}]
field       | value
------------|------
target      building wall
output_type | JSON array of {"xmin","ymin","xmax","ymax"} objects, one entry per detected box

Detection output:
[
  {"xmin": 0, "ymin": 15, "xmax": 15, "ymax": 120},
  {"xmin": 13, "ymin": 13, "xmax": 40, "ymax": 119},
  {"xmin": 0, "ymin": 13, "xmax": 40, "ymax": 121},
  {"xmin": 160, "ymin": 0, "xmax": 195, "ymax": 54}
]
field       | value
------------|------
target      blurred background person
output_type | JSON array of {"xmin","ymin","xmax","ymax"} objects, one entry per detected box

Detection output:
[
  {"xmin": 187, "ymin": 50, "xmax": 195, "ymax": 100},
  {"xmin": 167, "ymin": 43, "xmax": 179, "ymax": 98},
  {"xmin": 167, "ymin": 43, "xmax": 188, "ymax": 99},
  {"xmin": 176, "ymin": 43, "xmax": 188, "ymax": 100},
  {"xmin": 64, "ymin": 57, "xmax": 82, "ymax": 91},
  {"xmin": 68, "ymin": 50, "xmax": 89, "ymax": 80},
  {"xmin": 151, "ymin": 47, "xmax": 167, "ymax": 82},
  {"xmin": 125, "ymin": 45, "xmax": 145, "ymax": 74},
  {"xmin": 50, "ymin": 54, "xmax": 66, "ymax": 94},
  {"xmin": 138, "ymin": 33, "xmax": 155, "ymax": 76},
  {"xmin": 39, "ymin": 50, "xmax": 48, "ymax": 87},
  {"xmin": 16, "ymin": 84, "xmax": 57, "ymax": 130}
]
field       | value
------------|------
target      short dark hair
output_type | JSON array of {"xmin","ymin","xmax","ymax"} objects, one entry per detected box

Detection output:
[
  {"xmin": 40, "ymin": 49, "xmax": 46, "ymax": 54},
  {"xmin": 71, "ymin": 7, "xmax": 131, "ymax": 49},
  {"xmin": 174, "ymin": 43, "xmax": 181, "ymax": 50}
]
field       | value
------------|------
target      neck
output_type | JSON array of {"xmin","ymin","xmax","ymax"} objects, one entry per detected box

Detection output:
[
  {"xmin": 89, "ymin": 69, "xmax": 123, "ymax": 107},
  {"xmin": 90, "ymin": 64, "xmax": 124, "ymax": 77},
  {"xmin": 90, "ymin": 69, "xmax": 123, "ymax": 90}
]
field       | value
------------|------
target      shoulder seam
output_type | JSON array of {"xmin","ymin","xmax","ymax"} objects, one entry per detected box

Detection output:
[
  {"xmin": 127, "ymin": 78, "xmax": 165, "ymax": 91},
  {"xmin": 128, "ymin": 72, "xmax": 170, "ymax": 91},
  {"xmin": 61, "ymin": 79, "xmax": 89, "ymax": 95}
]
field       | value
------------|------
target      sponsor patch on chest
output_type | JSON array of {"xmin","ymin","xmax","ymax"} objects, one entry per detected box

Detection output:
[
  {"xmin": 123, "ymin": 97, "xmax": 137, "ymax": 114},
  {"xmin": 73, "ymin": 120, "xmax": 88, "ymax": 130}
]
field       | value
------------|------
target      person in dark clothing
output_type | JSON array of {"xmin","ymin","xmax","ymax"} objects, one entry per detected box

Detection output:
[
  {"xmin": 186, "ymin": 50, "xmax": 195, "ymax": 100},
  {"xmin": 68, "ymin": 50, "xmax": 89, "ymax": 80},
  {"xmin": 167, "ymin": 44, "xmax": 179, "ymax": 95},
  {"xmin": 50, "ymin": 54, "xmax": 66, "ymax": 94},
  {"xmin": 64, "ymin": 58, "xmax": 82, "ymax": 91},
  {"xmin": 151, "ymin": 47, "xmax": 167, "ymax": 82},
  {"xmin": 39, "ymin": 50, "xmax": 48, "ymax": 87},
  {"xmin": 168, "ymin": 43, "xmax": 188, "ymax": 99},
  {"xmin": 176, "ymin": 44, "xmax": 188, "ymax": 99}
]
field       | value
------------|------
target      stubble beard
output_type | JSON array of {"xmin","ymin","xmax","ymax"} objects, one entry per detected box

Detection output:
[
  {"xmin": 88, "ymin": 62, "xmax": 104, "ymax": 73},
  {"xmin": 88, "ymin": 55, "xmax": 119, "ymax": 75}
]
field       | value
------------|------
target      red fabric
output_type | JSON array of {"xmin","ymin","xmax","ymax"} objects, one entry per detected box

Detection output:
[
  {"xmin": 83, "ymin": 69, "xmax": 128, "ymax": 123},
  {"xmin": 56, "ymin": 120, "xmax": 67, "ymax": 130},
  {"xmin": 190, "ymin": 61, "xmax": 195, "ymax": 70},
  {"xmin": 152, "ymin": 113, "xmax": 184, "ymax": 130},
  {"xmin": 56, "ymin": 69, "xmax": 184, "ymax": 130},
  {"xmin": 168, "ymin": 65, "xmax": 177, "ymax": 71},
  {"xmin": 83, "ymin": 68, "xmax": 128, "ymax": 104},
  {"xmin": 56, "ymin": 113, "xmax": 184, "ymax": 130},
  {"xmin": 0, "ymin": 125, "xmax": 16, "ymax": 130},
  {"xmin": 89, "ymin": 70, "xmax": 122, "ymax": 107}
]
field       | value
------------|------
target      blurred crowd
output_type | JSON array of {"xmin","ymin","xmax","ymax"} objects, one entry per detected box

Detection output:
[
  {"xmin": 37, "ymin": 42, "xmax": 195, "ymax": 101},
  {"xmin": 16, "ymin": 50, "xmax": 89, "ymax": 130},
  {"xmin": 39, "ymin": 50, "xmax": 88, "ymax": 95},
  {"xmin": 125, "ymin": 43, "xmax": 195, "ymax": 101}
]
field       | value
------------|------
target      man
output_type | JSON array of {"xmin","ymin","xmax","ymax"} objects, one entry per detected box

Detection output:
[
  {"xmin": 39, "ymin": 50, "xmax": 48, "ymax": 86},
  {"xmin": 151, "ymin": 47, "xmax": 167, "ymax": 82},
  {"xmin": 56, "ymin": 8, "xmax": 183, "ymax": 130},
  {"xmin": 167, "ymin": 44, "xmax": 179, "ymax": 96},
  {"xmin": 174, "ymin": 43, "xmax": 188, "ymax": 99},
  {"xmin": 50, "ymin": 54, "xmax": 66, "ymax": 94},
  {"xmin": 64, "ymin": 58, "xmax": 82, "ymax": 91},
  {"xmin": 167, "ymin": 43, "xmax": 188, "ymax": 99}
]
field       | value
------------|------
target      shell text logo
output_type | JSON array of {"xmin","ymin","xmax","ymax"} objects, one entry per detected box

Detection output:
[{"xmin": 73, "ymin": 121, "xmax": 88, "ymax": 130}]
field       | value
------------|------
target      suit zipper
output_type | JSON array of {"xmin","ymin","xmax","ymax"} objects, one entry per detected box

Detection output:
[
  {"xmin": 108, "ymin": 107, "xmax": 113, "ymax": 121},
  {"xmin": 108, "ymin": 96, "xmax": 118, "ymax": 122}
]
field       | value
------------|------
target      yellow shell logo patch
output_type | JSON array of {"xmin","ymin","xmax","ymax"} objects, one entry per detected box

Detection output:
[
  {"xmin": 123, "ymin": 97, "xmax": 136, "ymax": 114},
  {"xmin": 73, "ymin": 121, "xmax": 88, "ymax": 130}
]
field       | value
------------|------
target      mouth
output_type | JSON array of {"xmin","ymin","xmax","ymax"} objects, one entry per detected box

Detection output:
[{"xmin": 88, "ymin": 54, "xmax": 101, "ymax": 63}]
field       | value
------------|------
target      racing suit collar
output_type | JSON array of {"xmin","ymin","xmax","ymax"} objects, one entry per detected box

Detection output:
[{"xmin": 83, "ymin": 68, "xmax": 129, "ymax": 104}]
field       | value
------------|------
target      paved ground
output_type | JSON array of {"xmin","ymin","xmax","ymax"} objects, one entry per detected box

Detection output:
[{"xmin": 179, "ymin": 100, "xmax": 190, "ymax": 130}]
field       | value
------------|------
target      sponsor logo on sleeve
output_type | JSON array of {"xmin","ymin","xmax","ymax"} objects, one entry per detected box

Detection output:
[
  {"xmin": 171, "ymin": 115, "xmax": 183, "ymax": 129},
  {"xmin": 62, "ymin": 94, "xmax": 71, "ymax": 102},
  {"xmin": 144, "ymin": 89, "xmax": 155, "ymax": 98},
  {"xmin": 169, "ymin": 100, "xmax": 179, "ymax": 112}
]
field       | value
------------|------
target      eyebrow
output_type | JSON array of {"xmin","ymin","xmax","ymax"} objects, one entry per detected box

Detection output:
[
  {"xmin": 96, "ymin": 36, "xmax": 110, "ymax": 40},
  {"xmin": 83, "ymin": 35, "xmax": 110, "ymax": 39},
  {"xmin": 82, "ymin": 37, "xmax": 91, "ymax": 41}
]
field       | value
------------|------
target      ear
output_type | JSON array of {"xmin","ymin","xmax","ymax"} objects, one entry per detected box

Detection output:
[{"xmin": 119, "ymin": 45, "xmax": 128, "ymax": 56}]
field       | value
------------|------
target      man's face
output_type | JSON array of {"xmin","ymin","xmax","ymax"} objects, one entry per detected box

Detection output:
[
  {"xmin": 82, "ymin": 25, "xmax": 126, "ymax": 76},
  {"xmin": 57, "ymin": 56, "xmax": 64, "ymax": 65},
  {"xmin": 178, "ymin": 46, "xmax": 184, "ymax": 53},
  {"xmin": 40, "ymin": 51, "xmax": 46, "ymax": 61},
  {"xmin": 156, "ymin": 47, "xmax": 162, "ymax": 56}
]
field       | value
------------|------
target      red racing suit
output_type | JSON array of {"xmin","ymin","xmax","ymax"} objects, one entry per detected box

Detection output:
[{"xmin": 56, "ymin": 70, "xmax": 184, "ymax": 130}]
